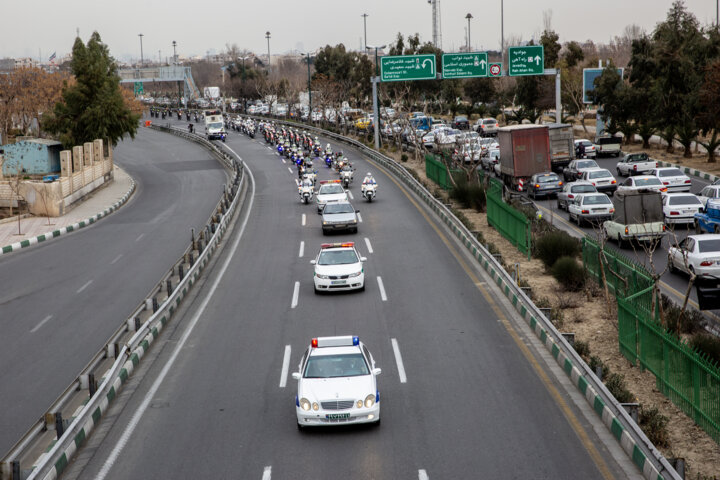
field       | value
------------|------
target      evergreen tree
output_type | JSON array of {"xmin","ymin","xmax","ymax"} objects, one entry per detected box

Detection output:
[{"xmin": 43, "ymin": 32, "xmax": 139, "ymax": 149}]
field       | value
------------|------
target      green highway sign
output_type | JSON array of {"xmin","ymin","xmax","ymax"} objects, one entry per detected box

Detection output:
[
  {"xmin": 508, "ymin": 45, "xmax": 544, "ymax": 76},
  {"xmin": 380, "ymin": 54, "xmax": 436, "ymax": 82},
  {"xmin": 134, "ymin": 82, "xmax": 144, "ymax": 95},
  {"xmin": 488, "ymin": 63, "xmax": 503, "ymax": 77},
  {"xmin": 441, "ymin": 52, "xmax": 487, "ymax": 79}
]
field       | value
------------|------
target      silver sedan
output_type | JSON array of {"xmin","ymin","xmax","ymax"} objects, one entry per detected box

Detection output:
[{"xmin": 556, "ymin": 181, "xmax": 598, "ymax": 211}]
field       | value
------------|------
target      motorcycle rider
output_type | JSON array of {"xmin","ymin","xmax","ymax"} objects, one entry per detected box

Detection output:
[{"xmin": 362, "ymin": 172, "xmax": 376, "ymax": 187}]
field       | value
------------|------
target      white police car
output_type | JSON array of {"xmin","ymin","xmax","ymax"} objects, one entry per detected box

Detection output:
[
  {"xmin": 310, "ymin": 242, "xmax": 365, "ymax": 293},
  {"xmin": 316, "ymin": 180, "xmax": 348, "ymax": 213},
  {"xmin": 292, "ymin": 336, "xmax": 381, "ymax": 429}
]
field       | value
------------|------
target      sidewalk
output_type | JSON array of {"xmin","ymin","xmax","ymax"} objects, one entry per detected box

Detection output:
[{"xmin": 0, "ymin": 165, "xmax": 135, "ymax": 255}]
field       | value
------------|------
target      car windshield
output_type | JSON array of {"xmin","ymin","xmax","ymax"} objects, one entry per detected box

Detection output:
[
  {"xmin": 304, "ymin": 353, "xmax": 369, "ymax": 378},
  {"xmin": 317, "ymin": 249, "xmax": 359, "ymax": 265},
  {"xmin": 572, "ymin": 185, "xmax": 597, "ymax": 193},
  {"xmin": 659, "ymin": 169, "xmax": 683, "ymax": 177},
  {"xmin": 583, "ymin": 195, "xmax": 612, "ymax": 205},
  {"xmin": 589, "ymin": 170, "xmax": 611, "ymax": 179},
  {"xmin": 635, "ymin": 178, "xmax": 662, "ymax": 186},
  {"xmin": 209, "ymin": 122, "xmax": 223, "ymax": 129},
  {"xmin": 319, "ymin": 185, "xmax": 344, "ymax": 194},
  {"xmin": 538, "ymin": 175, "xmax": 559, "ymax": 183},
  {"xmin": 324, "ymin": 203, "xmax": 354, "ymax": 214},
  {"xmin": 698, "ymin": 239, "xmax": 720, "ymax": 253},
  {"xmin": 577, "ymin": 161, "xmax": 597, "ymax": 169},
  {"xmin": 668, "ymin": 195, "xmax": 702, "ymax": 206},
  {"xmin": 484, "ymin": 119, "xmax": 496, "ymax": 124},
  {"xmin": 597, "ymin": 137, "xmax": 621, "ymax": 145},
  {"xmin": 628, "ymin": 153, "xmax": 649, "ymax": 161}
]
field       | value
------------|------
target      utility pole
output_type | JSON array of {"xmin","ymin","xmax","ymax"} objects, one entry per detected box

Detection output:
[
  {"xmin": 366, "ymin": 44, "xmax": 386, "ymax": 150},
  {"xmin": 265, "ymin": 31, "xmax": 271, "ymax": 72},
  {"xmin": 362, "ymin": 13, "xmax": 368, "ymax": 52},
  {"xmin": 465, "ymin": 13, "xmax": 473, "ymax": 51},
  {"xmin": 172, "ymin": 40, "xmax": 177, "ymax": 65},
  {"xmin": 305, "ymin": 53, "xmax": 312, "ymax": 120},
  {"xmin": 138, "ymin": 33, "xmax": 144, "ymax": 67}
]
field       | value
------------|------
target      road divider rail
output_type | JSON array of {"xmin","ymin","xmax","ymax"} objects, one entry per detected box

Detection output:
[
  {"xmin": 248, "ymin": 116, "xmax": 680, "ymax": 480},
  {"xmin": 1, "ymin": 126, "xmax": 248, "ymax": 480}
]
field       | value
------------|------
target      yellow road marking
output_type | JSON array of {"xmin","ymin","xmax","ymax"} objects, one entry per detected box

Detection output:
[{"xmin": 368, "ymin": 159, "xmax": 615, "ymax": 479}]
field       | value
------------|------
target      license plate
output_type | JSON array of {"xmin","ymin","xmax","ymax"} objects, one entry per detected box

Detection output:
[
  {"xmin": 597, "ymin": 180, "xmax": 609, "ymax": 185},
  {"xmin": 331, "ymin": 280, "xmax": 346, "ymax": 285},
  {"xmin": 592, "ymin": 209, "xmax": 607, "ymax": 213},
  {"xmin": 542, "ymin": 184, "xmax": 554, "ymax": 189},
  {"xmin": 326, "ymin": 413, "xmax": 350, "ymax": 419}
]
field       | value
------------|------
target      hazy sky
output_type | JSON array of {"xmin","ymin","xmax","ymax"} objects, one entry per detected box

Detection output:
[{"xmin": 2, "ymin": 0, "xmax": 718, "ymax": 62}]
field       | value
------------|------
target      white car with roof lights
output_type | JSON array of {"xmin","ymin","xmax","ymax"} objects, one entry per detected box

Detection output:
[
  {"xmin": 316, "ymin": 180, "xmax": 348, "ymax": 213},
  {"xmin": 292, "ymin": 336, "xmax": 381, "ymax": 429},
  {"xmin": 311, "ymin": 242, "xmax": 366, "ymax": 293}
]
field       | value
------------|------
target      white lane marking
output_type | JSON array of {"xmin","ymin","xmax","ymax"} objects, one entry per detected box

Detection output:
[
  {"xmin": 95, "ymin": 146, "xmax": 256, "ymax": 480},
  {"xmin": 392, "ymin": 338, "xmax": 407, "ymax": 383},
  {"xmin": 299, "ymin": 241, "xmax": 305, "ymax": 257},
  {"xmin": 377, "ymin": 276, "xmax": 387, "ymax": 301},
  {"xmin": 281, "ymin": 158, "xmax": 286, "ymax": 164},
  {"xmin": 76, "ymin": 280, "xmax": 93, "ymax": 294},
  {"xmin": 364, "ymin": 237, "xmax": 374, "ymax": 253},
  {"xmin": 295, "ymin": 178, "xmax": 300, "ymax": 186},
  {"xmin": 302, "ymin": 214, "xmax": 306, "ymax": 226},
  {"xmin": 357, "ymin": 213, "xmax": 363, "ymax": 223},
  {"xmin": 135, "ymin": 233, "xmax": 145, "ymax": 242},
  {"xmin": 110, "ymin": 254, "xmax": 123, "ymax": 265},
  {"xmin": 262, "ymin": 466, "xmax": 272, "ymax": 480},
  {"xmin": 418, "ymin": 469, "xmax": 429, "ymax": 480},
  {"xmin": 279, "ymin": 345, "xmax": 291, "ymax": 388},
  {"xmin": 348, "ymin": 190, "xmax": 354, "ymax": 200},
  {"xmin": 30, "ymin": 315, "xmax": 53, "ymax": 333},
  {"xmin": 291, "ymin": 281, "xmax": 300, "ymax": 309},
  {"xmin": 287, "ymin": 167, "xmax": 293, "ymax": 174}
]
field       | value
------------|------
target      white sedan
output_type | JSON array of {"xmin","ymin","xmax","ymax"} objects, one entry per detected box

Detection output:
[
  {"xmin": 699, "ymin": 185, "xmax": 720, "ymax": 207},
  {"xmin": 316, "ymin": 181, "xmax": 348, "ymax": 213},
  {"xmin": 616, "ymin": 175, "xmax": 668, "ymax": 194},
  {"xmin": 292, "ymin": 335, "xmax": 381, "ymax": 429},
  {"xmin": 556, "ymin": 181, "xmax": 597, "ymax": 211},
  {"xmin": 668, "ymin": 234, "xmax": 720, "ymax": 279},
  {"xmin": 662, "ymin": 193, "xmax": 704, "ymax": 224},
  {"xmin": 650, "ymin": 167, "xmax": 692, "ymax": 192},
  {"xmin": 567, "ymin": 193, "xmax": 614, "ymax": 226},
  {"xmin": 311, "ymin": 242, "xmax": 366, "ymax": 293}
]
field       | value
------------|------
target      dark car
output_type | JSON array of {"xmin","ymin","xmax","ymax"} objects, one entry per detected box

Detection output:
[
  {"xmin": 452, "ymin": 115, "xmax": 470, "ymax": 130},
  {"xmin": 528, "ymin": 172, "xmax": 563, "ymax": 199}
]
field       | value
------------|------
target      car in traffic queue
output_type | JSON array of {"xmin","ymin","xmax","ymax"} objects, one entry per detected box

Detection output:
[
  {"xmin": 650, "ymin": 167, "xmax": 692, "ymax": 192},
  {"xmin": 527, "ymin": 172, "xmax": 563, "ymax": 199},
  {"xmin": 321, "ymin": 202, "xmax": 359, "ymax": 235},
  {"xmin": 452, "ymin": 115, "xmax": 470, "ymax": 130},
  {"xmin": 593, "ymin": 135, "xmax": 623, "ymax": 158},
  {"xmin": 699, "ymin": 185, "xmax": 720, "ymax": 207},
  {"xmin": 310, "ymin": 242, "xmax": 366, "ymax": 293},
  {"xmin": 480, "ymin": 148, "xmax": 501, "ymax": 171},
  {"xmin": 475, "ymin": 117, "xmax": 499, "ymax": 136},
  {"xmin": 563, "ymin": 158, "xmax": 600, "ymax": 182},
  {"xmin": 615, "ymin": 152, "xmax": 657, "ymax": 176},
  {"xmin": 668, "ymin": 234, "xmax": 720, "ymax": 279},
  {"xmin": 694, "ymin": 199, "xmax": 720, "ymax": 234},
  {"xmin": 578, "ymin": 168, "xmax": 617, "ymax": 194},
  {"xmin": 574, "ymin": 139, "xmax": 597, "ymax": 159},
  {"xmin": 556, "ymin": 181, "xmax": 598, "ymax": 211},
  {"xmin": 662, "ymin": 193, "xmax": 704, "ymax": 225},
  {"xmin": 292, "ymin": 335, "xmax": 381, "ymax": 429},
  {"xmin": 316, "ymin": 180, "xmax": 348, "ymax": 213},
  {"xmin": 567, "ymin": 193, "xmax": 614, "ymax": 226},
  {"xmin": 615, "ymin": 175, "xmax": 668, "ymax": 194}
]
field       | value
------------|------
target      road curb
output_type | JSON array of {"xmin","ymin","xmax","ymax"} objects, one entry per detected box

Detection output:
[
  {"xmin": 0, "ymin": 175, "xmax": 136, "ymax": 256},
  {"xmin": 656, "ymin": 159, "xmax": 720, "ymax": 184}
]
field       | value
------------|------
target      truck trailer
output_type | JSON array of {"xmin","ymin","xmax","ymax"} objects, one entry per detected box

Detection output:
[{"xmin": 498, "ymin": 124, "xmax": 552, "ymax": 191}]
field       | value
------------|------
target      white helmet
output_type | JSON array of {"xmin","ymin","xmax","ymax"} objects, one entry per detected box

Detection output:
[{"xmin": 367, "ymin": 172, "xmax": 372, "ymax": 176}]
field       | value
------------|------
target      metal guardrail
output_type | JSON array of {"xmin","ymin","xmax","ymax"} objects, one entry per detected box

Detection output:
[
  {"xmin": 244, "ymin": 115, "xmax": 680, "ymax": 480},
  {"xmin": 1, "ymin": 126, "xmax": 248, "ymax": 480}
]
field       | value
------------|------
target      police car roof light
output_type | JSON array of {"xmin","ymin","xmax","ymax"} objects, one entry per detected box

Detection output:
[
  {"xmin": 320, "ymin": 242, "xmax": 354, "ymax": 249},
  {"xmin": 314, "ymin": 336, "xmax": 359, "ymax": 348}
]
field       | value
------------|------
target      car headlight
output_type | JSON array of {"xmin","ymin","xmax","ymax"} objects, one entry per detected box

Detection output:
[
  {"xmin": 348, "ymin": 271, "xmax": 362, "ymax": 278},
  {"xmin": 356, "ymin": 400, "xmax": 363, "ymax": 408},
  {"xmin": 316, "ymin": 273, "xmax": 329, "ymax": 279},
  {"xmin": 312, "ymin": 402, "xmax": 319, "ymax": 411},
  {"xmin": 322, "ymin": 221, "xmax": 328, "ymax": 225},
  {"xmin": 364, "ymin": 394, "xmax": 375, "ymax": 408},
  {"xmin": 300, "ymin": 398, "xmax": 311, "ymax": 411}
]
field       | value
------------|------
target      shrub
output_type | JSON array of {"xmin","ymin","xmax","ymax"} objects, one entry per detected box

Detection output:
[
  {"xmin": 574, "ymin": 340, "xmax": 591, "ymax": 360},
  {"xmin": 661, "ymin": 294, "xmax": 702, "ymax": 335},
  {"xmin": 639, "ymin": 405, "xmax": 670, "ymax": 448},
  {"xmin": 551, "ymin": 257, "xmax": 585, "ymax": 292},
  {"xmin": 588, "ymin": 355, "xmax": 610, "ymax": 380},
  {"xmin": 690, "ymin": 334, "xmax": 720, "ymax": 367},
  {"xmin": 535, "ymin": 231, "xmax": 581, "ymax": 268},
  {"xmin": 604, "ymin": 372, "xmax": 635, "ymax": 404},
  {"xmin": 468, "ymin": 183, "xmax": 486, "ymax": 212}
]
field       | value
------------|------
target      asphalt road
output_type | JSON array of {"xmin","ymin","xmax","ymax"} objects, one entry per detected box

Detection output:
[
  {"xmin": 0, "ymin": 127, "xmax": 227, "ymax": 454},
  {"xmin": 70, "ymin": 122, "xmax": 635, "ymax": 479}
]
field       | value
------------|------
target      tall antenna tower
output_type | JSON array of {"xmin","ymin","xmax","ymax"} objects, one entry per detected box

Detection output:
[{"xmin": 429, "ymin": 0, "xmax": 442, "ymax": 49}]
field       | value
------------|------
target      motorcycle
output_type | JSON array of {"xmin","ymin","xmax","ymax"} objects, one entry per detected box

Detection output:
[
  {"xmin": 362, "ymin": 182, "xmax": 377, "ymax": 202},
  {"xmin": 278, "ymin": 144, "xmax": 284, "ymax": 154},
  {"xmin": 298, "ymin": 182, "xmax": 314, "ymax": 204},
  {"xmin": 340, "ymin": 168, "xmax": 353, "ymax": 188}
]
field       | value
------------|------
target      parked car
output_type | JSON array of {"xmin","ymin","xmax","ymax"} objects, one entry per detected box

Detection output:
[
  {"xmin": 668, "ymin": 234, "xmax": 720, "ymax": 278},
  {"xmin": 475, "ymin": 117, "xmax": 500, "ymax": 136},
  {"xmin": 556, "ymin": 181, "xmax": 598, "ymax": 211},
  {"xmin": 574, "ymin": 139, "xmax": 597, "ymax": 159},
  {"xmin": 615, "ymin": 152, "xmax": 657, "ymax": 176},
  {"xmin": 650, "ymin": 167, "xmax": 692, "ymax": 192},
  {"xmin": 563, "ymin": 158, "xmax": 600, "ymax": 182},
  {"xmin": 578, "ymin": 168, "xmax": 617, "ymax": 194},
  {"xmin": 567, "ymin": 193, "xmax": 615, "ymax": 226},
  {"xmin": 452, "ymin": 115, "xmax": 470, "ymax": 130},
  {"xmin": 662, "ymin": 192, "xmax": 704, "ymax": 225},
  {"xmin": 616, "ymin": 175, "xmax": 668, "ymax": 194},
  {"xmin": 527, "ymin": 172, "xmax": 563, "ymax": 199}
]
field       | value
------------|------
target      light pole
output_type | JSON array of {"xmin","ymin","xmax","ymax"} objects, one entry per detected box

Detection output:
[
  {"xmin": 304, "ymin": 53, "xmax": 313, "ymax": 121},
  {"xmin": 172, "ymin": 40, "xmax": 177, "ymax": 65},
  {"xmin": 465, "ymin": 13, "xmax": 473, "ymax": 51},
  {"xmin": 366, "ymin": 44, "xmax": 386, "ymax": 150},
  {"xmin": 238, "ymin": 55, "xmax": 250, "ymax": 112},
  {"xmin": 501, "ymin": 0, "xmax": 504, "ymax": 74},
  {"xmin": 265, "ymin": 31, "xmax": 271, "ymax": 71},
  {"xmin": 138, "ymin": 33, "xmax": 144, "ymax": 67},
  {"xmin": 362, "ymin": 13, "xmax": 368, "ymax": 52}
]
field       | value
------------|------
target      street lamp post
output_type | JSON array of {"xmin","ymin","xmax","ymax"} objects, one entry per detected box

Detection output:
[
  {"xmin": 501, "ymin": 0, "xmax": 504, "ymax": 75},
  {"xmin": 265, "ymin": 31, "xmax": 271, "ymax": 71},
  {"xmin": 238, "ymin": 55, "xmax": 250, "ymax": 112},
  {"xmin": 366, "ymin": 44, "xmax": 386, "ymax": 150},
  {"xmin": 305, "ymin": 53, "xmax": 312, "ymax": 122},
  {"xmin": 138, "ymin": 33, "xmax": 144, "ymax": 67},
  {"xmin": 362, "ymin": 13, "xmax": 368, "ymax": 52},
  {"xmin": 465, "ymin": 13, "xmax": 473, "ymax": 51},
  {"xmin": 172, "ymin": 40, "xmax": 177, "ymax": 65}
]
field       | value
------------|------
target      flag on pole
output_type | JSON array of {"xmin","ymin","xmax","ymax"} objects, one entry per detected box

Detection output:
[{"xmin": 48, "ymin": 52, "xmax": 56, "ymax": 62}]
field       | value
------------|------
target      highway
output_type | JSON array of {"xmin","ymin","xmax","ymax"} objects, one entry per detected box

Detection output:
[
  {"xmin": 0, "ymin": 127, "xmax": 227, "ymax": 454},
  {"xmin": 67, "ymin": 122, "xmax": 637, "ymax": 479}
]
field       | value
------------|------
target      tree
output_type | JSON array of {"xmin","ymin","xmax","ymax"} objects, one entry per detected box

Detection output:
[
  {"xmin": 563, "ymin": 41, "xmax": 584, "ymax": 68},
  {"xmin": 540, "ymin": 30, "xmax": 561, "ymax": 67},
  {"xmin": 43, "ymin": 32, "xmax": 140, "ymax": 149},
  {"xmin": 697, "ymin": 59, "xmax": 720, "ymax": 162}
]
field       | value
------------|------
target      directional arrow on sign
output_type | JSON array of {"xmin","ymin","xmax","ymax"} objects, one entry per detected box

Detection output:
[
  {"xmin": 422, "ymin": 58, "xmax": 434, "ymax": 75},
  {"xmin": 534, "ymin": 55, "xmax": 541, "ymax": 65}
]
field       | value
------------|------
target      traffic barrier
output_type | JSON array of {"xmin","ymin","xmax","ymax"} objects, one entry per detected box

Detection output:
[
  {"xmin": 486, "ymin": 178, "xmax": 531, "ymax": 259},
  {"xmin": 1, "ymin": 127, "xmax": 250, "ymax": 480},
  {"xmin": 247, "ymin": 115, "xmax": 680, "ymax": 480}
]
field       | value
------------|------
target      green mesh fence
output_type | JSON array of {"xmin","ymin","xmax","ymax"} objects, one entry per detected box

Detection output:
[{"xmin": 486, "ymin": 178, "xmax": 531, "ymax": 258}]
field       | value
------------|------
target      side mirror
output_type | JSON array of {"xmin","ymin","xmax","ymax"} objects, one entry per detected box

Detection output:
[
  {"xmin": 310, "ymin": 259, "xmax": 316, "ymax": 265},
  {"xmin": 372, "ymin": 368, "xmax": 382, "ymax": 376},
  {"xmin": 356, "ymin": 210, "xmax": 360, "ymax": 213},
  {"xmin": 291, "ymin": 372, "xmax": 301, "ymax": 380},
  {"xmin": 360, "ymin": 256, "xmax": 367, "ymax": 262}
]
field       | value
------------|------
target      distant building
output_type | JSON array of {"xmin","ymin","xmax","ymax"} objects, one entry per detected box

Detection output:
[
  {"xmin": 0, "ymin": 58, "xmax": 14, "ymax": 72},
  {"xmin": 2, "ymin": 138, "xmax": 63, "ymax": 176}
]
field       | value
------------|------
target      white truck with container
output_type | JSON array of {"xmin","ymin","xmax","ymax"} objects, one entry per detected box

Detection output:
[{"xmin": 204, "ymin": 109, "xmax": 226, "ymax": 142}]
